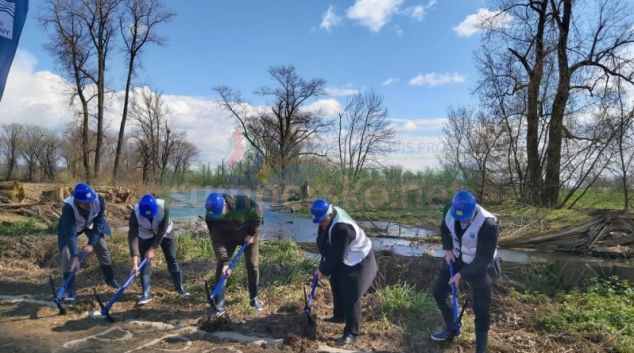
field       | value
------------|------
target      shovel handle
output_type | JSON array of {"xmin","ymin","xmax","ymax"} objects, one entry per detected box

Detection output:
[
  {"xmin": 54, "ymin": 250, "xmax": 89, "ymax": 301},
  {"xmin": 100, "ymin": 258, "xmax": 148, "ymax": 315},
  {"xmin": 207, "ymin": 242, "xmax": 248, "ymax": 304},
  {"xmin": 305, "ymin": 256, "xmax": 324, "ymax": 314},
  {"xmin": 449, "ymin": 259, "xmax": 461, "ymax": 334}
]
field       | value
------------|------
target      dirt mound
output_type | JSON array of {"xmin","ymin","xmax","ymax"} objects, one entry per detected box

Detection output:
[
  {"xmin": 282, "ymin": 332, "xmax": 318, "ymax": 352},
  {"xmin": 199, "ymin": 317, "xmax": 234, "ymax": 333},
  {"xmin": 277, "ymin": 303, "xmax": 301, "ymax": 313}
]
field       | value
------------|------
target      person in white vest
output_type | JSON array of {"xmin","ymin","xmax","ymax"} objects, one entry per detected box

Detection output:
[
  {"xmin": 128, "ymin": 194, "xmax": 189, "ymax": 305},
  {"xmin": 431, "ymin": 190, "xmax": 501, "ymax": 353},
  {"xmin": 57, "ymin": 183, "xmax": 121, "ymax": 301},
  {"xmin": 311, "ymin": 198, "xmax": 378, "ymax": 347}
]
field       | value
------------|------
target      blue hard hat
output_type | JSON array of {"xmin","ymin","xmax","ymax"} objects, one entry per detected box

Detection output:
[
  {"xmin": 139, "ymin": 194, "xmax": 158, "ymax": 219},
  {"xmin": 205, "ymin": 193, "xmax": 225, "ymax": 219},
  {"xmin": 73, "ymin": 183, "xmax": 97, "ymax": 204},
  {"xmin": 311, "ymin": 198, "xmax": 331, "ymax": 224},
  {"xmin": 450, "ymin": 190, "xmax": 476, "ymax": 221}
]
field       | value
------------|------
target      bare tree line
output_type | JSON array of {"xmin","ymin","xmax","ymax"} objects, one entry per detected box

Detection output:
[
  {"xmin": 439, "ymin": 0, "xmax": 634, "ymax": 211},
  {"xmin": 37, "ymin": 0, "xmax": 176, "ymax": 184}
]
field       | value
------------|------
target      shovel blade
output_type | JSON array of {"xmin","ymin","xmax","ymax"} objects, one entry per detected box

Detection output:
[{"xmin": 93, "ymin": 289, "xmax": 115, "ymax": 323}]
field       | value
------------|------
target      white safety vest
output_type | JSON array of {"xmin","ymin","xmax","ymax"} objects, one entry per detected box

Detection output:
[
  {"xmin": 327, "ymin": 206, "xmax": 372, "ymax": 266},
  {"xmin": 64, "ymin": 196, "xmax": 100, "ymax": 233},
  {"xmin": 133, "ymin": 199, "xmax": 174, "ymax": 240},
  {"xmin": 445, "ymin": 204, "xmax": 498, "ymax": 264}
]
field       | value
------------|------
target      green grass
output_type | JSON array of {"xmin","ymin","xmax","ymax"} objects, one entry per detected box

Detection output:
[
  {"xmin": 377, "ymin": 281, "xmax": 442, "ymax": 333},
  {"xmin": 0, "ymin": 218, "xmax": 50, "ymax": 236},
  {"xmin": 508, "ymin": 274, "xmax": 634, "ymax": 353}
]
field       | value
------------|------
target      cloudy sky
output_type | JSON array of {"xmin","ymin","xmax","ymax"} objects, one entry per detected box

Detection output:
[{"xmin": 0, "ymin": 0, "xmax": 499, "ymax": 171}]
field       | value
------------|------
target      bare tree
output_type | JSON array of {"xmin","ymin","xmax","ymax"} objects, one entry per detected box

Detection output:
[
  {"xmin": 156, "ymin": 120, "xmax": 184, "ymax": 184},
  {"xmin": 1, "ymin": 123, "xmax": 24, "ymax": 181},
  {"xmin": 20, "ymin": 126, "xmax": 47, "ymax": 182},
  {"xmin": 38, "ymin": 132, "xmax": 62, "ymax": 182},
  {"xmin": 606, "ymin": 80, "xmax": 634, "ymax": 211},
  {"xmin": 112, "ymin": 0, "xmax": 175, "ymax": 183},
  {"xmin": 75, "ymin": 0, "xmax": 122, "ymax": 181},
  {"xmin": 336, "ymin": 89, "xmax": 396, "ymax": 183},
  {"xmin": 169, "ymin": 139, "xmax": 200, "ymax": 185},
  {"xmin": 129, "ymin": 88, "xmax": 172, "ymax": 184},
  {"xmin": 474, "ymin": 0, "xmax": 634, "ymax": 207},
  {"xmin": 213, "ymin": 65, "xmax": 329, "ymax": 187},
  {"xmin": 38, "ymin": 0, "xmax": 96, "ymax": 183}
]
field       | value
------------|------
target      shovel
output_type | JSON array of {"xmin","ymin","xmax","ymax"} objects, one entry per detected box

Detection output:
[
  {"xmin": 205, "ymin": 242, "xmax": 248, "ymax": 313},
  {"xmin": 448, "ymin": 259, "xmax": 468, "ymax": 340},
  {"xmin": 49, "ymin": 250, "xmax": 88, "ymax": 315},
  {"xmin": 303, "ymin": 256, "xmax": 324, "ymax": 325},
  {"xmin": 94, "ymin": 258, "xmax": 148, "ymax": 322}
]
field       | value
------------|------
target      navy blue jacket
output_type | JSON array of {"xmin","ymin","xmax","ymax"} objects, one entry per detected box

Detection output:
[{"xmin": 57, "ymin": 194, "xmax": 111, "ymax": 258}]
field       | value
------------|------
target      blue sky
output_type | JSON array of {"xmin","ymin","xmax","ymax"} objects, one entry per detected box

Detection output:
[{"xmin": 2, "ymin": 0, "xmax": 498, "ymax": 170}]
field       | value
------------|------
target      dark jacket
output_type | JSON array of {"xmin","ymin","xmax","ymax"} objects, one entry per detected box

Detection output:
[
  {"xmin": 205, "ymin": 193, "xmax": 263, "ymax": 266},
  {"xmin": 57, "ymin": 194, "xmax": 111, "ymax": 258},
  {"xmin": 128, "ymin": 206, "xmax": 174, "ymax": 257},
  {"xmin": 317, "ymin": 221, "xmax": 378, "ymax": 304},
  {"xmin": 440, "ymin": 206, "xmax": 501, "ymax": 288}
]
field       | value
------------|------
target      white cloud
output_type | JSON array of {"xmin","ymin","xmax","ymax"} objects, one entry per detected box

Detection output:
[
  {"xmin": 394, "ymin": 25, "xmax": 403, "ymax": 36},
  {"xmin": 409, "ymin": 72, "xmax": 465, "ymax": 86},
  {"xmin": 346, "ymin": 0, "xmax": 404, "ymax": 32},
  {"xmin": 0, "ymin": 50, "xmax": 341, "ymax": 167},
  {"xmin": 320, "ymin": 5, "xmax": 342, "ymax": 31},
  {"xmin": 382, "ymin": 78, "xmax": 399, "ymax": 86},
  {"xmin": 325, "ymin": 86, "xmax": 360, "ymax": 96},
  {"xmin": 390, "ymin": 117, "xmax": 447, "ymax": 131},
  {"xmin": 453, "ymin": 8, "xmax": 513, "ymax": 37}
]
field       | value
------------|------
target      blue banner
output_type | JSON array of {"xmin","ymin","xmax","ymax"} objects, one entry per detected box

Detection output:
[{"xmin": 0, "ymin": 0, "xmax": 28, "ymax": 102}]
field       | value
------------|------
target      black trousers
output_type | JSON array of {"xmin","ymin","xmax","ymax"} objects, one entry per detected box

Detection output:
[
  {"xmin": 432, "ymin": 264, "xmax": 492, "ymax": 333},
  {"xmin": 330, "ymin": 276, "xmax": 361, "ymax": 337},
  {"xmin": 138, "ymin": 237, "xmax": 179, "ymax": 276}
]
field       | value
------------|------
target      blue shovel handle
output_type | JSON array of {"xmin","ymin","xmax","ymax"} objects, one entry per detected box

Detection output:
[
  {"xmin": 53, "ymin": 250, "xmax": 88, "ymax": 304},
  {"xmin": 449, "ymin": 259, "xmax": 461, "ymax": 334},
  {"xmin": 100, "ymin": 258, "xmax": 148, "ymax": 316},
  {"xmin": 207, "ymin": 242, "xmax": 248, "ymax": 304},
  {"xmin": 304, "ymin": 256, "xmax": 324, "ymax": 315}
]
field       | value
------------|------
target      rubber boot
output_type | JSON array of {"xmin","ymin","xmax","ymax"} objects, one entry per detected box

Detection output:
[
  {"xmin": 137, "ymin": 274, "xmax": 152, "ymax": 305},
  {"xmin": 248, "ymin": 282, "xmax": 263, "ymax": 311},
  {"xmin": 63, "ymin": 272, "xmax": 77, "ymax": 302},
  {"xmin": 210, "ymin": 284, "xmax": 226, "ymax": 318},
  {"xmin": 170, "ymin": 270, "xmax": 190, "ymax": 296},
  {"xmin": 101, "ymin": 264, "xmax": 121, "ymax": 289},
  {"xmin": 475, "ymin": 331, "xmax": 488, "ymax": 353}
]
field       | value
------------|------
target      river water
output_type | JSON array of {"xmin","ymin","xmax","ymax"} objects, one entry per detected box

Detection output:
[{"xmin": 150, "ymin": 188, "xmax": 630, "ymax": 265}]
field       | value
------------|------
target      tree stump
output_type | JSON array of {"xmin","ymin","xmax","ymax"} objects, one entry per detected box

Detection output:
[
  {"xmin": 0, "ymin": 181, "xmax": 25, "ymax": 202},
  {"xmin": 40, "ymin": 187, "xmax": 71, "ymax": 203}
]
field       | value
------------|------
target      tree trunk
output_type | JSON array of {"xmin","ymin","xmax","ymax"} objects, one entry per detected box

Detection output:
[
  {"xmin": 113, "ymin": 52, "xmax": 136, "ymax": 184},
  {"xmin": 543, "ymin": 0, "xmax": 572, "ymax": 208}
]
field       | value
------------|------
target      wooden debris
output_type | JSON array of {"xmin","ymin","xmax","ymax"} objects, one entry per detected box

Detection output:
[
  {"xmin": 0, "ymin": 181, "xmax": 25, "ymax": 202},
  {"xmin": 103, "ymin": 186, "xmax": 133, "ymax": 204},
  {"xmin": 40, "ymin": 187, "xmax": 72, "ymax": 203},
  {"xmin": 499, "ymin": 209, "xmax": 634, "ymax": 258}
]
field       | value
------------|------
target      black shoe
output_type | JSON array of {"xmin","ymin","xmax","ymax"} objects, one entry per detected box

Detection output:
[
  {"xmin": 335, "ymin": 334, "xmax": 357, "ymax": 346},
  {"xmin": 101, "ymin": 265, "xmax": 121, "ymax": 289},
  {"xmin": 137, "ymin": 274, "xmax": 152, "ymax": 305},
  {"xmin": 476, "ymin": 330, "xmax": 488, "ymax": 353},
  {"xmin": 63, "ymin": 272, "xmax": 77, "ymax": 302},
  {"xmin": 170, "ymin": 270, "xmax": 190, "ymax": 296},
  {"xmin": 324, "ymin": 316, "xmax": 344, "ymax": 323},
  {"xmin": 431, "ymin": 327, "xmax": 457, "ymax": 341}
]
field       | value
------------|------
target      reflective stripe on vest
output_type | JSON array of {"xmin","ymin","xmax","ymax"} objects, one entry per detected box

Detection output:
[
  {"xmin": 63, "ymin": 196, "xmax": 100, "ymax": 234},
  {"xmin": 327, "ymin": 206, "xmax": 372, "ymax": 266},
  {"xmin": 445, "ymin": 204, "xmax": 498, "ymax": 264},
  {"xmin": 133, "ymin": 199, "xmax": 174, "ymax": 240}
]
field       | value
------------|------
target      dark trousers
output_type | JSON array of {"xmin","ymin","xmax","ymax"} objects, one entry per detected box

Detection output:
[
  {"xmin": 330, "ymin": 276, "xmax": 361, "ymax": 337},
  {"xmin": 138, "ymin": 237, "xmax": 179, "ymax": 276},
  {"xmin": 432, "ymin": 264, "xmax": 492, "ymax": 333},
  {"xmin": 213, "ymin": 239, "xmax": 259, "ymax": 287},
  {"xmin": 61, "ymin": 235, "xmax": 112, "ymax": 272}
]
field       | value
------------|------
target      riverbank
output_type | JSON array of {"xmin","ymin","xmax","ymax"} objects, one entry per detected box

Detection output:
[{"xmin": 1, "ymin": 230, "xmax": 633, "ymax": 352}]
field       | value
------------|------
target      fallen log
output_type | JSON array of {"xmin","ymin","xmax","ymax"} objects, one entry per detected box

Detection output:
[{"xmin": 0, "ymin": 202, "xmax": 40, "ymax": 209}]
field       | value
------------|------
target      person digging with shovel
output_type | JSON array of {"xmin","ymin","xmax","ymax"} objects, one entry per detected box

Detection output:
[
  {"xmin": 128, "ymin": 194, "xmax": 190, "ymax": 305},
  {"xmin": 56, "ymin": 183, "xmax": 121, "ymax": 302},
  {"xmin": 204, "ymin": 192, "xmax": 263, "ymax": 318},
  {"xmin": 311, "ymin": 199, "xmax": 377, "ymax": 347},
  {"xmin": 431, "ymin": 190, "xmax": 501, "ymax": 353}
]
